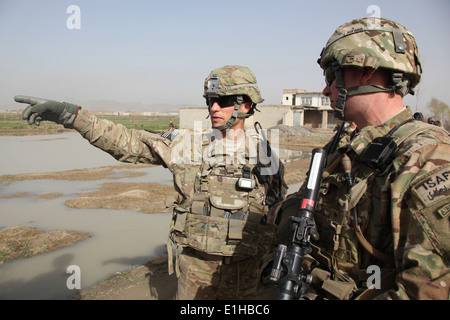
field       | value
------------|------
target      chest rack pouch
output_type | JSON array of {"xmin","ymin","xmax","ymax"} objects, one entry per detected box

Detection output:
[{"xmin": 359, "ymin": 118, "xmax": 415, "ymax": 170}]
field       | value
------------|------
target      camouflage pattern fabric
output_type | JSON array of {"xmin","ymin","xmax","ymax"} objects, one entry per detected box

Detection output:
[
  {"xmin": 71, "ymin": 108, "xmax": 285, "ymax": 300},
  {"xmin": 285, "ymin": 107, "xmax": 449, "ymax": 300},
  {"xmin": 172, "ymin": 213, "xmax": 277, "ymax": 257},
  {"xmin": 73, "ymin": 107, "xmax": 199, "ymax": 200},
  {"xmin": 204, "ymin": 65, "xmax": 264, "ymax": 104},
  {"xmin": 318, "ymin": 17, "xmax": 422, "ymax": 88},
  {"xmin": 176, "ymin": 248, "xmax": 273, "ymax": 299}
]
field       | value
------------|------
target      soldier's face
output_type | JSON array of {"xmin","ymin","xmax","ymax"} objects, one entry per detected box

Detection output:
[
  {"xmin": 322, "ymin": 68, "xmax": 365, "ymax": 119},
  {"xmin": 209, "ymin": 100, "xmax": 251, "ymax": 129},
  {"xmin": 322, "ymin": 78, "xmax": 338, "ymax": 110}
]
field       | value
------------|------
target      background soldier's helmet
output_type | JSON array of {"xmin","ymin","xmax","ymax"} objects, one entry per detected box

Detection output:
[
  {"xmin": 428, "ymin": 117, "xmax": 437, "ymax": 124},
  {"xmin": 318, "ymin": 17, "xmax": 422, "ymax": 95},
  {"xmin": 204, "ymin": 65, "xmax": 264, "ymax": 106}
]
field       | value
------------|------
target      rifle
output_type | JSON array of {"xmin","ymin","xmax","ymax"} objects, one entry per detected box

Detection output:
[{"xmin": 270, "ymin": 122, "xmax": 345, "ymax": 300}]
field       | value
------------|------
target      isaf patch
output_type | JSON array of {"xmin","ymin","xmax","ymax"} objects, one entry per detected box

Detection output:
[{"xmin": 412, "ymin": 167, "xmax": 450, "ymax": 208}]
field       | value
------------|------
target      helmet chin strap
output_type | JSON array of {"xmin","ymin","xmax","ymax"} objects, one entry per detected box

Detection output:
[
  {"xmin": 210, "ymin": 95, "xmax": 250, "ymax": 132},
  {"xmin": 334, "ymin": 88, "xmax": 347, "ymax": 121},
  {"xmin": 333, "ymin": 62, "xmax": 348, "ymax": 120},
  {"xmin": 335, "ymin": 85, "xmax": 396, "ymax": 120},
  {"xmin": 332, "ymin": 63, "xmax": 410, "ymax": 121}
]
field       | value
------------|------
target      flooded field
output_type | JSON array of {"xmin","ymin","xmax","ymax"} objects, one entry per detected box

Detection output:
[
  {"xmin": 0, "ymin": 131, "xmax": 311, "ymax": 299},
  {"xmin": 0, "ymin": 133, "xmax": 174, "ymax": 299}
]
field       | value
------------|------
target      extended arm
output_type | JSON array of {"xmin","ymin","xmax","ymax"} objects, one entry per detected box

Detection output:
[{"xmin": 15, "ymin": 95, "xmax": 168, "ymax": 165}]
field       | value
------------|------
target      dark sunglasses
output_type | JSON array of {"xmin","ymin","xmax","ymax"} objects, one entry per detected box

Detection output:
[
  {"xmin": 324, "ymin": 65, "xmax": 336, "ymax": 86},
  {"xmin": 206, "ymin": 96, "xmax": 237, "ymax": 108}
]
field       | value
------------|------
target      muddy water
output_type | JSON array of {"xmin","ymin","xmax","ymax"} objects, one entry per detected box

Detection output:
[
  {"xmin": 0, "ymin": 132, "xmax": 121, "ymax": 175},
  {"xmin": 0, "ymin": 132, "xmax": 302, "ymax": 299},
  {"xmin": 0, "ymin": 133, "xmax": 174, "ymax": 299}
]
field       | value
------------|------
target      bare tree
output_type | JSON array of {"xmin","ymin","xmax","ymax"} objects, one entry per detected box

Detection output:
[{"xmin": 426, "ymin": 97, "xmax": 450, "ymax": 130}]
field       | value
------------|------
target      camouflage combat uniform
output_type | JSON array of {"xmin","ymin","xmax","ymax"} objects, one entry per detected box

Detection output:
[
  {"xmin": 288, "ymin": 107, "xmax": 449, "ymax": 300},
  {"xmin": 281, "ymin": 18, "xmax": 450, "ymax": 300},
  {"xmin": 70, "ymin": 68, "xmax": 286, "ymax": 299}
]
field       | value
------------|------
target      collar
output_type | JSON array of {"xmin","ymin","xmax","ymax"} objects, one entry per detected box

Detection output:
[{"xmin": 349, "ymin": 107, "xmax": 413, "ymax": 155}]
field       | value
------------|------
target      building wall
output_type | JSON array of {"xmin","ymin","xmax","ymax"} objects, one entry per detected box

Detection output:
[
  {"xmin": 282, "ymin": 93, "xmax": 294, "ymax": 106},
  {"xmin": 252, "ymin": 105, "xmax": 291, "ymax": 128},
  {"xmin": 180, "ymin": 90, "xmax": 334, "ymax": 130},
  {"xmin": 282, "ymin": 89, "xmax": 307, "ymax": 106},
  {"xmin": 304, "ymin": 110, "xmax": 323, "ymax": 128},
  {"xmin": 179, "ymin": 105, "xmax": 292, "ymax": 130},
  {"xmin": 294, "ymin": 91, "xmax": 331, "ymax": 110},
  {"xmin": 179, "ymin": 107, "xmax": 210, "ymax": 130}
]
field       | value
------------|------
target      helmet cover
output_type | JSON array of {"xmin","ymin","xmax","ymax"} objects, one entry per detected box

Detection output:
[
  {"xmin": 203, "ymin": 65, "xmax": 264, "ymax": 104},
  {"xmin": 318, "ymin": 17, "xmax": 422, "ymax": 88}
]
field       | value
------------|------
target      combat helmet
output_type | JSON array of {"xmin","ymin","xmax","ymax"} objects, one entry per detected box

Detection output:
[
  {"xmin": 204, "ymin": 65, "xmax": 264, "ymax": 131},
  {"xmin": 317, "ymin": 17, "xmax": 422, "ymax": 120}
]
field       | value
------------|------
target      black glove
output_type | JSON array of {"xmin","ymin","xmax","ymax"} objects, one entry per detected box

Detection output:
[{"xmin": 15, "ymin": 95, "xmax": 80, "ymax": 126}]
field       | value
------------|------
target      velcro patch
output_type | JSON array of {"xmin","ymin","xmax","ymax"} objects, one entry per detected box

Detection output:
[
  {"xmin": 437, "ymin": 203, "xmax": 450, "ymax": 218},
  {"xmin": 412, "ymin": 167, "xmax": 450, "ymax": 207}
]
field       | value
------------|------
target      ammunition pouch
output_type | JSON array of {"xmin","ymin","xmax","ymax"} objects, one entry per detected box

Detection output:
[
  {"xmin": 171, "ymin": 210, "xmax": 276, "ymax": 257},
  {"xmin": 167, "ymin": 143, "xmax": 285, "ymax": 276},
  {"xmin": 167, "ymin": 166, "xmax": 278, "ymax": 276}
]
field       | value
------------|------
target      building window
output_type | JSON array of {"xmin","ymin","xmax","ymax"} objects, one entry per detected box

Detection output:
[
  {"xmin": 321, "ymin": 97, "xmax": 330, "ymax": 106},
  {"xmin": 302, "ymin": 97, "xmax": 312, "ymax": 105}
]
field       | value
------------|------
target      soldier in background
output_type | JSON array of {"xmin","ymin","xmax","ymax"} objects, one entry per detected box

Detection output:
[
  {"xmin": 278, "ymin": 17, "xmax": 449, "ymax": 299},
  {"xmin": 16, "ymin": 65, "xmax": 287, "ymax": 299}
]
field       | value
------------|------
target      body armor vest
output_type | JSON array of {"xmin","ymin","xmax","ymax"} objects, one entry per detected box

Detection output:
[{"xmin": 168, "ymin": 134, "xmax": 286, "ymax": 275}]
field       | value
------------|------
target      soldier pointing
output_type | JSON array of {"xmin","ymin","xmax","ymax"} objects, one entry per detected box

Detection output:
[{"xmin": 16, "ymin": 65, "xmax": 287, "ymax": 299}]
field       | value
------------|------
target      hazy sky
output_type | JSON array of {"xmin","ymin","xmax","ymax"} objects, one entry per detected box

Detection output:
[{"xmin": 1, "ymin": 0, "xmax": 449, "ymax": 113}]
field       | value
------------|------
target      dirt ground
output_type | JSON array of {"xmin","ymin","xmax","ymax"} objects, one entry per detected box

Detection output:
[{"xmin": 0, "ymin": 130, "xmax": 332, "ymax": 300}]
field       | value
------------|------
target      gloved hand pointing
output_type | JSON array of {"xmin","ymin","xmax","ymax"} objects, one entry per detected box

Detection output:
[{"xmin": 15, "ymin": 95, "xmax": 80, "ymax": 126}]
